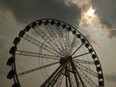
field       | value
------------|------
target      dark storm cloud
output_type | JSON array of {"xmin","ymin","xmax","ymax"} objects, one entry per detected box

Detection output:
[
  {"xmin": 91, "ymin": 0, "xmax": 116, "ymax": 37},
  {"xmin": 91, "ymin": 0, "xmax": 116, "ymax": 25},
  {"xmin": 109, "ymin": 30, "xmax": 116, "ymax": 38},
  {"xmin": 99, "ymin": 18, "xmax": 116, "ymax": 38},
  {"xmin": 100, "ymin": 19, "xmax": 112, "ymax": 29},
  {"xmin": 105, "ymin": 73, "xmax": 116, "ymax": 82},
  {"xmin": 0, "ymin": 0, "xmax": 81, "ymax": 25}
]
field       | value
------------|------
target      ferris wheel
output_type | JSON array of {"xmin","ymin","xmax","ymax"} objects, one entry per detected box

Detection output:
[{"xmin": 7, "ymin": 18, "xmax": 104, "ymax": 87}]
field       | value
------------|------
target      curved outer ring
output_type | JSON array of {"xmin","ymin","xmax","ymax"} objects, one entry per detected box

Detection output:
[{"xmin": 11, "ymin": 18, "xmax": 104, "ymax": 87}]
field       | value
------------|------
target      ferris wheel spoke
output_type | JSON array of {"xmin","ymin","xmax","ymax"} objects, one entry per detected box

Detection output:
[
  {"xmin": 56, "ymin": 23, "xmax": 66, "ymax": 52},
  {"xmin": 16, "ymin": 50, "xmax": 59, "ymax": 60},
  {"xmin": 74, "ymin": 59, "xmax": 95, "ymax": 65},
  {"xmin": 45, "ymin": 25, "xmax": 63, "ymax": 53},
  {"xmin": 63, "ymin": 29, "xmax": 68, "ymax": 54},
  {"xmin": 72, "ymin": 52, "xmax": 90, "ymax": 59},
  {"xmin": 67, "ymin": 30, "xmax": 70, "ymax": 54},
  {"xmin": 46, "ymin": 24, "xmax": 64, "ymax": 53},
  {"xmin": 38, "ymin": 48, "xmax": 49, "ymax": 80},
  {"xmin": 48, "ymin": 24, "xmax": 60, "ymax": 43},
  {"xmin": 71, "ymin": 44, "xmax": 83, "ymax": 56},
  {"xmin": 69, "ymin": 35, "xmax": 77, "ymax": 54},
  {"xmin": 23, "ymin": 34, "xmax": 60, "ymax": 56},
  {"xmin": 76, "ymin": 65, "xmax": 98, "ymax": 87},
  {"xmin": 74, "ymin": 62, "xmax": 98, "ymax": 77},
  {"xmin": 55, "ymin": 25, "xmax": 66, "ymax": 54},
  {"xmin": 34, "ymin": 25, "xmax": 63, "ymax": 56},
  {"xmin": 64, "ymin": 28, "xmax": 70, "ymax": 54},
  {"xmin": 17, "ymin": 61, "xmax": 59, "ymax": 76},
  {"xmin": 55, "ymin": 25, "xmax": 66, "ymax": 52}
]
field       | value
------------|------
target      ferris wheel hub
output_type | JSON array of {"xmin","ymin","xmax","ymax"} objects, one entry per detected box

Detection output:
[{"xmin": 59, "ymin": 56, "xmax": 72, "ymax": 65}]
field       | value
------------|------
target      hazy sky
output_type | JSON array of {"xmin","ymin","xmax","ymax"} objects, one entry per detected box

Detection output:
[{"xmin": 0, "ymin": 0, "xmax": 116, "ymax": 87}]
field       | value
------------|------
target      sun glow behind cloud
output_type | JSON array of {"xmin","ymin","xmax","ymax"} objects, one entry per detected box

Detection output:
[
  {"xmin": 64, "ymin": 0, "xmax": 111, "ymax": 47},
  {"xmin": 87, "ymin": 7, "xmax": 95, "ymax": 17},
  {"xmin": 80, "ymin": 6, "xmax": 97, "ymax": 27}
]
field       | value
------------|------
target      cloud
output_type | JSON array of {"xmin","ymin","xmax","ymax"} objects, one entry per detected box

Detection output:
[
  {"xmin": 0, "ymin": 35, "xmax": 14, "ymax": 87},
  {"xmin": 91, "ymin": 0, "xmax": 116, "ymax": 38},
  {"xmin": 105, "ymin": 73, "xmax": 116, "ymax": 82},
  {"xmin": 85, "ymin": 35, "xmax": 101, "ymax": 47},
  {"xmin": 0, "ymin": 0, "xmax": 81, "ymax": 25},
  {"xmin": 91, "ymin": 0, "xmax": 116, "ymax": 25},
  {"xmin": 64, "ymin": 0, "xmax": 91, "ymax": 10},
  {"xmin": 98, "ymin": 18, "xmax": 116, "ymax": 38},
  {"xmin": 64, "ymin": 0, "xmax": 116, "ymax": 39},
  {"xmin": 109, "ymin": 30, "xmax": 116, "ymax": 38},
  {"xmin": 0, "ymin": 0, "xmax": 116, "ymax": 45},
  {"xmin": 99, "ymin": 19, "xmax": 112, "ymax": 29},
  {"xmin": 0, "ymin": 9, "xmax": 18, "ymax": 28},
  {"xmin": 62, "ymin": 0, "xmax": 103, "ymax": 46}
]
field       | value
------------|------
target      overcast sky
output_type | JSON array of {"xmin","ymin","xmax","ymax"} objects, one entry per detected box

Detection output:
[{"xmin": 0, "ymin": 0, "xmax": 116, "ymax": 87}]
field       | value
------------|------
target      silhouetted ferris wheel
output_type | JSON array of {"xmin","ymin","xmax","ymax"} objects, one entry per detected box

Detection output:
[{"xmin": 7, "ymin": 18, "xmax": 104, "ymax": 87}]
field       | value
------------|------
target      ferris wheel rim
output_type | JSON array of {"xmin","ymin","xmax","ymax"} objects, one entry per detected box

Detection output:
[{"xmin": 7, "ymin": 18, "xmax": 104, "ymax": 87}]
